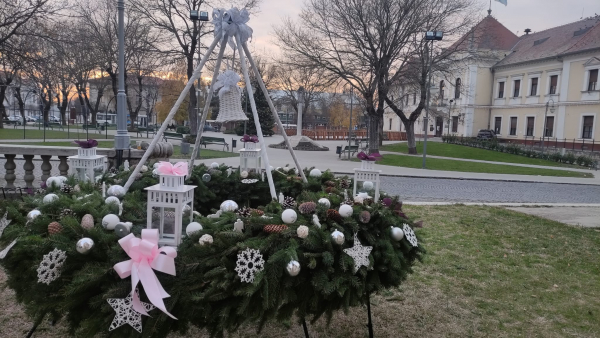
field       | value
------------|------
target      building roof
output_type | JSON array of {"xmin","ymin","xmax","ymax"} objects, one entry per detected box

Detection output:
[
  {"xmin": 450, "ymin": 15, "xmax": 519, "ymax": 52},
  {"xmin": 494, "ymin": 16, "xmax": 600, "ymax": 68}
]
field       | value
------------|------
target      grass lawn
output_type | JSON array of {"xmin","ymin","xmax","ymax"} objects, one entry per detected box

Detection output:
[
  {"xmin": 374, "ymin": 154, "xmax": 593, "ymax": 178},
  {"xmin": 381, "ymin": 142, "xmax": 577, "ymax": 168},
  {"xmin": 0, "ymin": 128, "xmax": 79, "ymax": 140},
  {"xmin": 2, "ymin": 205, "xmax": 598, "ymax": 337}
]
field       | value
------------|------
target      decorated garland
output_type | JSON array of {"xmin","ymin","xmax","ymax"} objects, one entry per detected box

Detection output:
[{"xmin": 0, "ymin": 164, "xmax": 424, "ymax": 337}]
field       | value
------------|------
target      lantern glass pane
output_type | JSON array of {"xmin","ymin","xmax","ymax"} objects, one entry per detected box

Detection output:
[{"xmin": 151, "ymin": 207, "xmax": 176, "ymax": 240}]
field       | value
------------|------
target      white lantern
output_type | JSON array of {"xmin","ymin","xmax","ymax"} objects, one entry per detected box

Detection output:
[
  {"xmin": 353, "ymin": 161, "xmax": 381, "ymax": 202},
  {"xmin": 68, "ymin": 148, "xmax": 106, "ymax": 183},
  {"xmin": 145, "ymin": 175, "xmax": 196, "ymax": 247},
  {"xmin": 239, "ymin": 147, "xmax": 261, "ymax": 173}
]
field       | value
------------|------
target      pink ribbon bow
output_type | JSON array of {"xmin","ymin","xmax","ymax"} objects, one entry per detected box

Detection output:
[
  {"xmin": 157, "ymin": 161, "xmax": 188, "ymax": 176},
  {"xmin": 357, "ymin": 151, "xmax": 383, "ymax": 161},
  {"xmin": 113, "ymin": 229, "xmax": 178, "ymax": 319}
]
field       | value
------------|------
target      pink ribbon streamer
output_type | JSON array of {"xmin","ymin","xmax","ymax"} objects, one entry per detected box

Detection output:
[
  {"xmin": 157, "ymin": 161, "xmax": 188, "ymax": 176},
  {"xmin": 357, "ymin": 151, "xmax": 383, "ymax": 161},
  {"xmin": 113, "ymin": 229, "xmax": 178, "ymax": 319}
]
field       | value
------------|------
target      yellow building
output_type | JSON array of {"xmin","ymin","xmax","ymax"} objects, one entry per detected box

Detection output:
[{"xmin": 384, "ymin": 15, "xmax": 600, "ymax": 149}]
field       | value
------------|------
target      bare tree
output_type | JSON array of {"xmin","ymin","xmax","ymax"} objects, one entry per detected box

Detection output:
[
  {"xmin": 275, "ymin": 0, "xmax": 477, "ymax": 153},
  {"xmin": 0, "ymin": 35, "xmax": 29, "ymax": 128},
  {"xmin": 25, "ymin": 34, "xmax": 57, "ymax": 124},
  {"xmin": 0, "ymin": 0, "xmax": 53, "ymax": 47}
]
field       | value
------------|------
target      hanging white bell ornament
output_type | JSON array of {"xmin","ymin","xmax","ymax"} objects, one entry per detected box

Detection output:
[
  {"xmin": 281, "ymin": 209, "xmax": 298, "ymax": 224},
  {"xmin": 214, "ymin": 70, "xmax": 249, "ymax": 123},
  {"xmin": 331, "ymin": 230, "xmax": 345, "ymax": 245},
  {"xmin": 43, "ymin": 194, "xmax": 59, "ymax": 204},
  {"xmin": 27, "ymin": 210, "xmax": 41, "ymax": 221},
  {"xmin": 363, "ymin": 181, "xmax": 374, "ymax": 191},
  {"xmin": 107, "ymin": 185, "xmax": 125, "ymax": 198},
  {"xmin": 391, "ymin": 226, "xmax": 405, "ymax": 241},
  {"xmin": 186, "ymin": 222, "xmax": 203, "ymax": 236},
  {"xmin": 286, "ymin": 260, "xmax": 301, "ymax": 277},
  {"xmin": 309, "ymin": 168, "xmax": 322, "ymax": 177},
  {"xmin": 220, "ymin": 200, "xmax": 239, "ymax": 212},
  {"xmin": 339, "ymin": 204, "xmax": 353, "ymax": 218},
  {"xmin": 318, "ymin": 198, "xmax": 331, "ymax": 208},
  {"xmin": 76, "ymin": 238, "xmax": 94, "ymax": 254},
  {"xmin": 102, "ymin": 214, "xmax": 120, "ymax": 230}
]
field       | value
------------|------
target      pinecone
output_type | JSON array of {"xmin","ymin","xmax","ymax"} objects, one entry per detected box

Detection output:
[
  {"xmin": 60, "ymin": 209, "xmax": 74, "ymax": 217},
  {"xmin": 339, "ymin": 179, "xmax": 350, "ymax": 189},
  {"xmin": 60, "ymin": 184, "xmax": 73, "ymax": 194},
  {"xmin": 298, "ymin": 202, "xmax": 316, "ymax": 214},
  {"xmin": 251, "ymin": 209, "xmax": 264, "ymax": 217},
  {"xmin": 236, "ymin": 207, "xmax": 252, "ymax": 218},
  {"xmin": 327, "ymin": 209, "xmax": 343, "ymax": 223},
  {"xmin": 281, "ymin": 196, "xmax": 297, "ymax": 209},
  {"xmin": 324, "ymin": 180, "xmax": 336, "ymax": 187},
  {"xmin": 325, "ymin": 186, "xmax": 338, "ymax": 194},
  {"xmin": 263, "ymin": 224, "xmax": 289, "ymax": 233},
  {"xmin": 48, "ymin": 221, "xmax": 63, "ymax": 235},
  {"xmin": 109, "ymin": 167, "xmax": 119, "ymax": 174}
]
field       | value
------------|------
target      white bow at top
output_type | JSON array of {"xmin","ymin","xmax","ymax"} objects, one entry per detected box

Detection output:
[
  {"xmin": 212, "ymin": 7, "xmax": 253, "ymax": 48},
  {"xmin": 214, "ymin": 70, "xmax": 241, "ymax": 98}
]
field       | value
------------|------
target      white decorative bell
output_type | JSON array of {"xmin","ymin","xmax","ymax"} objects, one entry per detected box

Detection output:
[{"xmin": 214, "ymin": 70, "xmax": 249, "ymax": 123}]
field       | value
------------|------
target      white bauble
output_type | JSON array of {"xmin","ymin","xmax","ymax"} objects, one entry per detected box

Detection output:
[
  {"xmin": 354, "ymin": 196, "xmax": 364, "ymax": 204},
  {"xmin": 318, "ymin": 198, "xmax": 331, "ymax": 208},
  {"xmin": 281, "ymin": 209, "xmax": 298, "ymax": 224},
  {"xmin": 357, "ymin": 192, "xmax": 370, "ymax": 200},
  {"xmin": 73, "ymin": 184, "xmax": 81, "ymax": 193},
  {"xmin": 107, "ymin": 185, "xmax": 125, "ymax": 198},
  {"xmin": 286, "ymin": 260, "xmax": 301, "ymax": 277},
  {"xmin": 199, "ymin": 234, "xmax": 213, "ymax": 246},
  {"xmin": 182, "ymin": 204, "xmax": 192, "ymax": 214},
  {"xmin": 27, "ymin": 209, "xmax": 41, "ymax": 221},
  {"xmin": 56, "ymin": 176, "xmax": 68, "ymax": 184},
  {"xmin": 43, "ymin": 193, "xmax": 59, "ymax": 204},
  {"xmin": 152, "ymin": 169, "xmax": 159, "ymax": 178},
  {"xmin": 46, "ymin": 177, "xmax": 58, "ymax": 188},
  {"xmin": 220, "ymin": 200, "xmax": 239, "ymax": 212},
  {"xmin": 391, "ymin": 227, "xmax": 405, "ymax": 241},
  {"xmin": 240, "ymin": 171, "xmax": 249, "ymax": 178},
  {"xmin": 153, "ymin": 163, "xmax": 160, "ymax": 169},
  {"xmin": 296, "ymin": 225, "xmax": 309, "ymax": 239},
  {"xmin": 282, "ymin": 166, "xmax": 290, "ymax": 173},
  {"xmin": 363, "ymin": 181, "xmax": 374, "ymax": 191},
  {"xmin": 339, "ymin": 204, "xmax": 354, "ymax": 218},
  {"xmin": 309, "ymin": 168, "xmax": 322, "ymax": 177},
  {"xmin": 101, "ymin": 214, "xmax": 120, "ymax": 230},
  {"xmin": 331, "ymin": 230, "xmax": 345, "ymax": 245},
  {"xmin": 140, "ymin": 165, "xmax": 148, "ymax": 173},
  {"xmin": 76, "ymin": 238, "xmax": 94, "ymax": 254},
  {"xmin": 105, "ymin": 196, "xmax": 120, "ymax": 206},
  {"xmin": 210, "ymin": 162, "xmax": 219, "ymax": 169},
  {"xmin": 186, "ymin": 222, "xmax": 203, "ymax": 236}
]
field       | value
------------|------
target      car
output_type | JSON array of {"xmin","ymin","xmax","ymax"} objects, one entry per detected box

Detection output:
[
  {"xmin": 7, "ymin": 115, "xmax": 22, "ymax": 125},
  {"xmin": 26, "ymin": 116, "xmax": 37, "ymax": 122},
  {"xmin": 203, "ymin": 124, "xmax": 215, "ymax": 132},
  {"xmin": 476, "ymin": 129, "xmax": 497, "ymax": 140}
]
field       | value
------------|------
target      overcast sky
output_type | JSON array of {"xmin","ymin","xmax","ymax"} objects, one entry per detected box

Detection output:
[{"xmin": 247, "ymin": 0, "xmax": 600, "ymax": 56}]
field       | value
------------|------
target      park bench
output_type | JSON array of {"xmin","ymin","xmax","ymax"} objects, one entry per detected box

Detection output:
[
  {"xmin": 163, "ymin": 132, "xmax": 185, "ymax": 142},
  {"xmin": 200, "ymin": 136, "xmax": 229, "ymax": 151},
  {"xmin": 338, "ymin": 145, "xmax": 359, "ymax": 158},
  {"xmin": 136, "ymin": 126, "xmax": 157, "ymax": 137},
  {"xmin": 48, "ymin": 122, "xmax": 65, "ymax": 131}
]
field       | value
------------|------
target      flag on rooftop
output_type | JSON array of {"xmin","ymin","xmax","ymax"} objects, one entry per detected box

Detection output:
[{"xmin": 495, "ymin": 0, "xmax": 507, "ymax": 5}]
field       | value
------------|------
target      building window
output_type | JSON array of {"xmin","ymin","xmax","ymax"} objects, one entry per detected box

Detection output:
[
  {"xmin": 530, "ymin": 78, "xmax": 538, "ymax": 96},
  {"xmin": 439, "ymin": 80, "xmax": 445, "ymax": 101},
  {"xmin": 452, "ymin": 116, "xmax": 458, "ymax": 133},
  {"xmin": 582, "ymin": 116, "xmax": 594, "ymax": 139},
  {"xmin": 588, "ymin": 69, "xmax": 598, "ymax": 91},
  {"xmin": 494, "ymin": 117, "xmax": 502, "ymax": 134},
  {"xmin": 545, "ymin": 116, "xmax": 554, "ymax": 137},
  {"xmin": 498, "ymin": 82, "xmax": 505, "ymax": 98},
  {"xmin": 455, "ymin": 78, "xmax": 461, "ymax": 99},
  {"xmin": 549, "ymin": 75, "xmax": 558, "ymax": 94},
  {"xmin": 510, "ymin": 117, "xmax": 517, "ymax": 135},
  {"xmin": 526, "ymin": 116, "xmax": 534, "ymax": 136},
  {"xmin": 389, "ymin": 118, "xmax": 392, "ymax": 130},
  {"xmin": 513, "ymin": 80, "xmax": 521, "ymax": 97}
]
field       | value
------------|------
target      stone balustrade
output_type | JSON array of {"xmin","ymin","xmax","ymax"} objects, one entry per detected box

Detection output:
[{"xmin": 0, "ymin": 144, "xmax": 174, "ymax": 189}]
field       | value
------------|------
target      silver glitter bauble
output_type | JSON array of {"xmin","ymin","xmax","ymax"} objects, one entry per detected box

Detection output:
[
  {"xmin": 331, "ymin": 230, "xmax": 345, "ymax": 245},
  {"xmin": 220, "ymin": 200, "xmax": 239, "ymax": 212},
  {"xmin": 105, "ymin": 196, "xmax": 121, "ymax": 206},
  {"xmin": 317, "ymin": 198, "xmax": 331, "ymax": 208},
  {"xmin": 363, "ymin": 181, "xmax": 374, "ymax": 191},
  {"xmin": 114, "ymin": 222, "xmax": 132, "ymax": 238},
  {"xmin": 27, "ymin": 210, "xmax": 41, "ymax": 221},
  {"xmin": 286, "ymin": 260, "xmax": 301, "ymax": 277},
  {"xmin": 391, "ymin": 226, "xmax": 405, "ymax": 241},
  {"xmin": 152, "ymin": 169, "xmax": 159, "ymax": 178},
  {"xmin": 43, "ymin": 193, "xmax": 59, "ymax": 204},
  {"xmin": 186, "ymin": 222, "xmax": 203, "ymax": 236},
  {"xmin": 339, "ymin": 204, "xmax": 353, "ymax": 218},
  {"xmin": 210, "ymin": 162, "xmax": 219, "ymax": 169},
  {"xmin": 107, "ymin": 185, "xmax": 125, "ymax": 198},
  {"xmin": 76, "ymin": 238, "xmax": 94, "ymax": 254},
  {"xmin": 202, "ymin": 173, "xmax": 211, "ymax": 182}
]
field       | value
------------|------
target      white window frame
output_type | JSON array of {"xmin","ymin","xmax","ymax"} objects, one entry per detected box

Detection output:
[
  {"xmin": 545, "ymin": 70, "xmax": 561, "ymax": 96},
  {"xmin": 493, "ymin": 115, "xmax": 502, "ymax": 135},
  {"xmin": 496, "ymin": 77, "xmax": 507, "ymax": 99},
  {"xmin": 511, "ymin": 76, "xmax": 523, "ymax": 98},
  {"xmin": 524, "ymin": 115, "xmax": 536, "ymax": 137},
  {"xmin": 508, "ymin": 115, "xmax": 519, "ymax": 137},
  {"xmin": 544, "ymin": 114, "xmax": 556, "ymax": 138},
  {"xmin": 527, "ymin": 76, "xmax": 540, "ymax": 97},
  {"xmin": 579, "ymin": 113, "xmax": 597, "ymax": 140},
  {"xmin": 582, "ymin": 66, "xmax": 600, "ymax": 92}
]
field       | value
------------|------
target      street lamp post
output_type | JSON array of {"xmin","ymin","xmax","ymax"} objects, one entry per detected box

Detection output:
[
  {"xmin": 346, "ymin": 86, "xmax": 354, "ymax": 159},
  {"xmin": 422, "ymin": 31, "xmax": 443, "ymax": 169},
  {"xmin": 114, "ymin": 0, "xmax": 131, "ymax": 168},
  {"xmin": 190, "ymin": 9, "xmax": 209, "ymax": 138},
  {"xmin": 447, "ymin": 99, "xmax": 454, "ymax": 135},
  {"xmin": 541, "ymin": 98, "xmax": 556, "ymax": 154}
]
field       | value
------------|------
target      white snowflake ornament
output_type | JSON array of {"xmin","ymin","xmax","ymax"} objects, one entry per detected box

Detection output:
[
  {"xmin": 403, "ymin": 223, "xmax": 418, "ymax": 247},
  {"xmin": 235, "ymin": 248, "xmax": 265, "ymax": 283},
  {"xmin": 0, "ymin": 212, "xmax": 11, "ymax": 238},
  {"xmin": 37, "ymin": 248, "xmax": 67, "ymax": 284},
  {"xmin": 343, "ymin": 233, "xmax": 373, "ymax": 273},
  {"xmin": 241, "ymin": 179, "xmax": 259, "ymax": 184},
  {"xmin": 107, "ymin": 290, "xmax": 155, "ymax": 333}
]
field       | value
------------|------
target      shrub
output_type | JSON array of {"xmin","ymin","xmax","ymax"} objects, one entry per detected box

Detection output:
[
  {"xmin": 576, "ymin": 155, "xmax": 594, "ymax": 167},
  {"xmin": 564, "ymin": 152, "xmax": 576, "ymax": 164},
  {"xmin": 176, "ymin": 126, "xmax": 191, "ymax": 134}
]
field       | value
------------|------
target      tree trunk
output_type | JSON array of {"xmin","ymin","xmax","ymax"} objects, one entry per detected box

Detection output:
[
  {"xmin": 0, "ymin": 85, "xmax": 7, "ymax": 129},
  {"xmin": 378, "ymin": 117, "xmax": 384, "ymax": 146},
  {"xmin": 368, "ymin": 114, "xmax": 380, "ymax": 153},
  {"xmin": 404, "ymin": 121, "xmax": 418, "ymax": 154}
]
